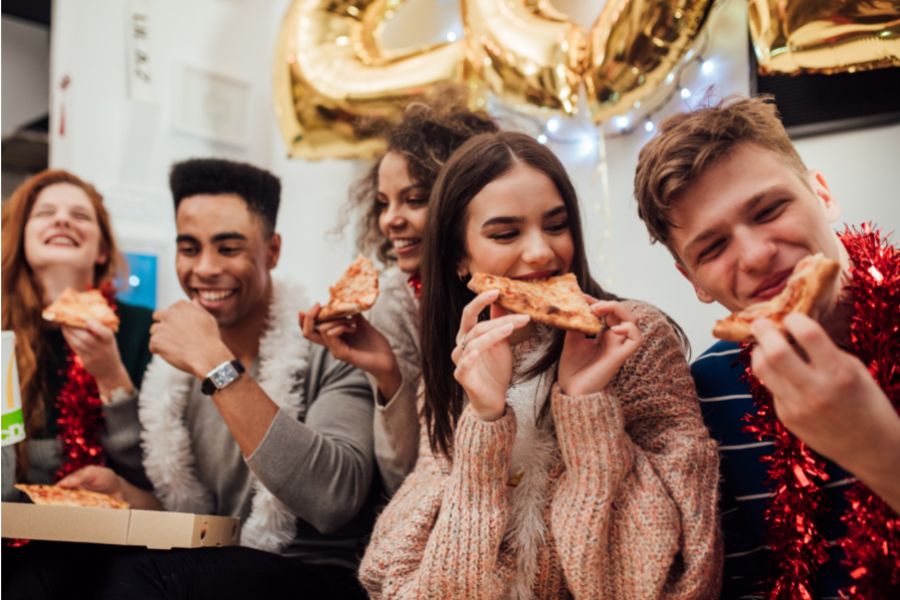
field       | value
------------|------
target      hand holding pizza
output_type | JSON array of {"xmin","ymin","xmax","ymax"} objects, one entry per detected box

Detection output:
[
  {"xmin": 58, "ymin": 465, "xmax": 162, "ymax": 510},
  {"xmin": 299, "ymin": 304, "xmax": 402, "ymax": 399},
  {"xmin": 61, "ymin": 319, "xmax": 134, "ymax": 399},
  {"xmin": 750, "ymin": 314, "xmax": 900, "ymax": 485},
  {"xmin": 150, "ymin": 301, "xmax": 233, "ymax": 379},
  {"xmin": 57, "ymin": 465, "xmax": 124, "ymax": 498},
  {"xmin": 452, "ymin": 290, "xmax": 531, "ymax": 422},
  {"xmin": 557, "ymin": 300, "xmax": 642, "ymax": 397}
]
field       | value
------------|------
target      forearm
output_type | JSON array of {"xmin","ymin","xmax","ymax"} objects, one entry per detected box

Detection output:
[
  {"xmin": 118, "ymin": 475, "xmax": 162, "ymax": 510},
  {"xmin": 245, "ymin": 409, "xmax": 373, "ymax": 533},
  {"xmin": 847, "ymin": 417, "xmax": 900, "ymax": 513},
  {"xmin": 413, "ymin": 409, "xmax": 514, "ymax": 598},
  {"xmin": 101, "ymin": 391, "xmax": 151, "ymax": 489},
  {"xmin": 95, "ymin": 363, "xmax": 135, "ymax": 400},
  {"xmin": 551, "ymin": 386, "xmax": 720, "ymax": 598},
  {"xmin": 373, "ymin": 373, "xmax": 420, "ymax": 494},
  {"xmin": 210, "ymin": 376, "xmax": 279, "ymax": 457}
]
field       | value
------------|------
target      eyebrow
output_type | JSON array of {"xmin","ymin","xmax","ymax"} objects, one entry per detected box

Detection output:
[
  {"xmin": 376, "ymin": 183, "xmax": 427, "ymax": 198},
  {"xmin": 683, "ymin": 191, "xmax": 773, "ymax": 258},
  {"xmin": 481, "ymin": 205, "xmax": 568, "ymax": 228},
  {"xmin": 175, "ymin": 232, "xmax": 247, "ymax": 244}
]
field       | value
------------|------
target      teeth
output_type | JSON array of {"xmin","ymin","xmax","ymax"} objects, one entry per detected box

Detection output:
[
  {"xmin": 393, "ymin": 238, "xmax": 420, "ymax": 249},
  {"xmin": 47, "ymin": 236, "xmax": 77, "ymax": 246},
  {"xmin": 197, "ymin": 290, "xmax": 235, "ymax": 302}
]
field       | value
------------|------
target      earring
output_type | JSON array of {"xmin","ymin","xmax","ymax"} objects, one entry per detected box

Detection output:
[{"xmin": 457, "ymin": 271, "xmax": 468, "ymax": 282}]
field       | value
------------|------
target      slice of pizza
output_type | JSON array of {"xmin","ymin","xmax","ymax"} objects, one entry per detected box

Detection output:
[
  {"xmin": 316, "ymin": 255, "xmax": 380, "ymax": 322},
  {"xmin": 468, "ymin": 272, "xmax": 603, "ymax": 335},
  {"xmin": 15, "ymin": 483, "xmax": 130, "ymax": 510},
  {"xmin": 41, "ymin": 288, "xmax": 120, "ymax": 332},
  {"xmin": 713, "ymin": 253, "xmax": 841, "ymax": 342}
]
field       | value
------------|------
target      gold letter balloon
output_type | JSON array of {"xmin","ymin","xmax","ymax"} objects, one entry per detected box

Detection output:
[
  {"xmin": 274, "ymin": 0, "xmax": 466, "ymax": 160},
  {"xmin": 749, "ymin": 0, "xmax": 900, "ymax": 75},
  {"xmin": 463, "ymin": 0, "xmax": 713, "ymax": 123},
  {"xmin": 275, "ymin": 0, "xmax": 714, "ymax": 159}
]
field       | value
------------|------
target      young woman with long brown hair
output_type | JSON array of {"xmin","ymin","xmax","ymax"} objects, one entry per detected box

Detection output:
[
  {"xmin": 300, "ymin": 102, "xmax": 497, "ymax": 493},
  {"xmin": 359, "ymin": 132, "xmax": 722, "ymax": 598},
  {"xmin": 1, "ymin": 169, "xmax": 153, "ymax": 499}
]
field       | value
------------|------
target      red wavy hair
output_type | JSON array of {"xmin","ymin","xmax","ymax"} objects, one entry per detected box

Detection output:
[{"xmin": 1, "ymin": 170, "xmax": 124, "ymax": 476}]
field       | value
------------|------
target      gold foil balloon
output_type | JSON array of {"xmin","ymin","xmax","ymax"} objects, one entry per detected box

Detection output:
[
  {"xmin": 461, "ymin": 0, "xmax": 713, "ymax": 123},
  {"xmin": 586, "ymin": 0, "xmax": 713, "ymax": 123},
  {"xmin": 462, "ymin": 0, "xmax": 586, "ymax": 115},
  {"xmin": 749, "ymin": 0, "xmax": 900, "ymax": 75},
  {"xmin": 274, "ymin": 0, "xmax": 467, "ymax": 160}
]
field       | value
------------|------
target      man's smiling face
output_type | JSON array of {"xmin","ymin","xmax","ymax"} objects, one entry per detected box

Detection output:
[
  {"xmin": 668, "ymin": 142, "xmax": 842, "ymax": 313},
  {"xmin": 175, "ymin": 193, "xmax": 279, "ymax": 328}
]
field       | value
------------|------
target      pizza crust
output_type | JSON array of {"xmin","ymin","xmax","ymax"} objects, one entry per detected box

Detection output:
[
  {"xmin": 15, "ymin": 483, "xmax": 130, "ymax": 510},
  {"xmin": 317, "ymin": 255, "xmax": 379, "ymax": 322},
  {"xmin": 468, "ymin": 272, "xmax": 604, "ymax": 335},
  {"xmin": 42, "ymin": 288, "xmax": 120, "ymax": 332},
  {"xmin": 712, "ymin": 253, "xmax": 841, "ymax": 342}
]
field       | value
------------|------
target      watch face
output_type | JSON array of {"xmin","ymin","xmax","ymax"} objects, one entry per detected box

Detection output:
[{"xmin": 211, "ymin": 363, "xmax": 239, "ymax": 388}]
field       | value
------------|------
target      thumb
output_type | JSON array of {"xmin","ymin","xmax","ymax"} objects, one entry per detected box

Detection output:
[{"xmin": 57, "ymin": 469, "xmax": 88, "ymax": 488}]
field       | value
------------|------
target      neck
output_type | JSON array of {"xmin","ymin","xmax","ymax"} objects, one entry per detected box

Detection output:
[
  {"xmin": 218, "ymin": 285, "xmax": 272, "ymax": 365},
  {"xmin": 510, "ymin": 320, "xmax": 537, "ymax": 345},
  {"xmin": 34, "ymin": 265, "xmax": 94, "ymax": 306}
]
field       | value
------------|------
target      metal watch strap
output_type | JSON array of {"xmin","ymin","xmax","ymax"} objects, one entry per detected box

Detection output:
[{"xmin": 200, "ymin": 359, "xmax": 245, "ymax": 395}]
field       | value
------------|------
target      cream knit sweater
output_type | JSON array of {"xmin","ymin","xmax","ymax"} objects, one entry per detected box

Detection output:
[{"xmin": 359, "ymin": 301, "xmax": 722, "ymax": 599}]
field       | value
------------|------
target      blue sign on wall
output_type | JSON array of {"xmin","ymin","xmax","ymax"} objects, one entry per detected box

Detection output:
[{"xmin": 118, "ymin": 252, "xmax": 158, "ymax": 310}]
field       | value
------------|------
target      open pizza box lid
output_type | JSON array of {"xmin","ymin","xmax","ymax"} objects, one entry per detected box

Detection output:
[{"xmin": 1, "ymin": 502, "xmax": 240, "ymax": 549}]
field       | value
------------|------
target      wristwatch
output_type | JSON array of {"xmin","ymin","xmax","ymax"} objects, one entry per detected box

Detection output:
[{"xmin": 201, "ymin": 359, "xmax": 245, "ymax": 395}]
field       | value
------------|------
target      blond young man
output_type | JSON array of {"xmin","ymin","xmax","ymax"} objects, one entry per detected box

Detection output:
[{"xmin": 634, "ymin": 97, "xmax": 899, "ymax": 598}]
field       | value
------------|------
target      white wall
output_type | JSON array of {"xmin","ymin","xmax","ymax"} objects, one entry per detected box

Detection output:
[{"xmin": 49, "ymin": 0, "xmax": 900, "ymax": 354}]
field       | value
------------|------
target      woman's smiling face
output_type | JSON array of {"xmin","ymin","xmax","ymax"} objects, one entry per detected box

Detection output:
[{"xmin": 459, "ymin": 163, "xmax": 574, "ymax": 282}]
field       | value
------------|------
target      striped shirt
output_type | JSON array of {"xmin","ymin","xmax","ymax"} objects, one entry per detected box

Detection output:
[{"xmin": 691, "ymin": 340, "xmax": 852, "ymax": 599}]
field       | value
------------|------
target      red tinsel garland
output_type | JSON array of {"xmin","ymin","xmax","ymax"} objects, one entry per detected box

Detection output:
[
  {"xmin": 407, "ymin": 272, "xmax": 422, "ymax": 299},
  {"xmin": 53, "ymin": 288, "xmax": 118, "ymax": 480},
  {"xmin": 741, "ymin": 224, "xmax": 900, "ymax": 599}
]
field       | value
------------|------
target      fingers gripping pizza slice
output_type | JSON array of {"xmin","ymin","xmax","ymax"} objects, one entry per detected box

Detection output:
[
  {"xmin": 42, "ymin": 288, "xmax": 120, "ymax": 332},
  {"xmin": 15, "ymin": 484, "xmax": 129, "ymax": 510},
  {"xmin": 713, "ymin": 253, "xmax": 841, "ymax": 342},
  {"xmin": 468, "ymin": 272, "xmax": 604, "ymax": 335},
  {"xmin": 317, "ymin": 255, "xmax": 380, "ymax": 322}
]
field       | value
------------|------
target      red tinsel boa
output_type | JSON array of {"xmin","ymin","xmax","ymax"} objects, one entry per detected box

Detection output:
[
  {"xmin": 53, "ymin": 288, "xmax": 118, "ymax": 480},
  {"xmin": 741, "ymin": 224, "xmax": 900, "ymax": 599}
]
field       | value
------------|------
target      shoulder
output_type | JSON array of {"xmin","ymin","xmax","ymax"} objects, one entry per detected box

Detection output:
[
  {"xmin": 690, "ymin": 340, "xmax": 746, "ymax": 398},
  {"xmin": 620, "ymin": 299, "xmax": 684, "ymax": 347},
  {"xmin": 116, "ymin": 300, "xmax": 154, "ymax": 330},
  {"xmin": 370, "ymin": 267, "xmax": 418, "ymax": 332},
  {"xmin": 374, "ymin": 268, "xmax": 415, "ymax": 310}
]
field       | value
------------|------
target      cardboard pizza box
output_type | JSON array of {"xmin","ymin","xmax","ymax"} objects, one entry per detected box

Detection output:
[{"xmin": 1, "ymin": 502, "xmax": 240, "ymax": 549}]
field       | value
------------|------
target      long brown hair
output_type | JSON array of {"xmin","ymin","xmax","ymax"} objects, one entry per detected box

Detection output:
[
  {"xmin": 419, "ymin": 132, "xmax": 617, "ymax": 458},
  {"xmin": 1, "ymin": 170, "xmax": 124, "ymax": 475}
]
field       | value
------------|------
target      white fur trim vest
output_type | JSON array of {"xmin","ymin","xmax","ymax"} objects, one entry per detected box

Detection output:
[{"xmin": 139, "ymin": 280, "xmax": 311, "ymax": 553}]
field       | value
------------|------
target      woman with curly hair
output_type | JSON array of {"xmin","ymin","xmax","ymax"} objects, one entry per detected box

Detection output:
[{"xmin": 301, "ymin": 102, "xmax": 497, "ymax": 493}]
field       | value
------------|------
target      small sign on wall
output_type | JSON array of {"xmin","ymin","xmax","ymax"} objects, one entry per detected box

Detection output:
[
  {"xmin": 172, "ymin": 64, "xmax": 250, "ymax": 147},
  {"xmin": 127, "ymin": 0, "xmax": 156, "ymax": 104}
]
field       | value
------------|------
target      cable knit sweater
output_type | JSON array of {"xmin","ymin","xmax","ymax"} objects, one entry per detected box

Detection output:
[{"xmin": 358, "ymin": 301, "xmax": 722, "ymax": 599}]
